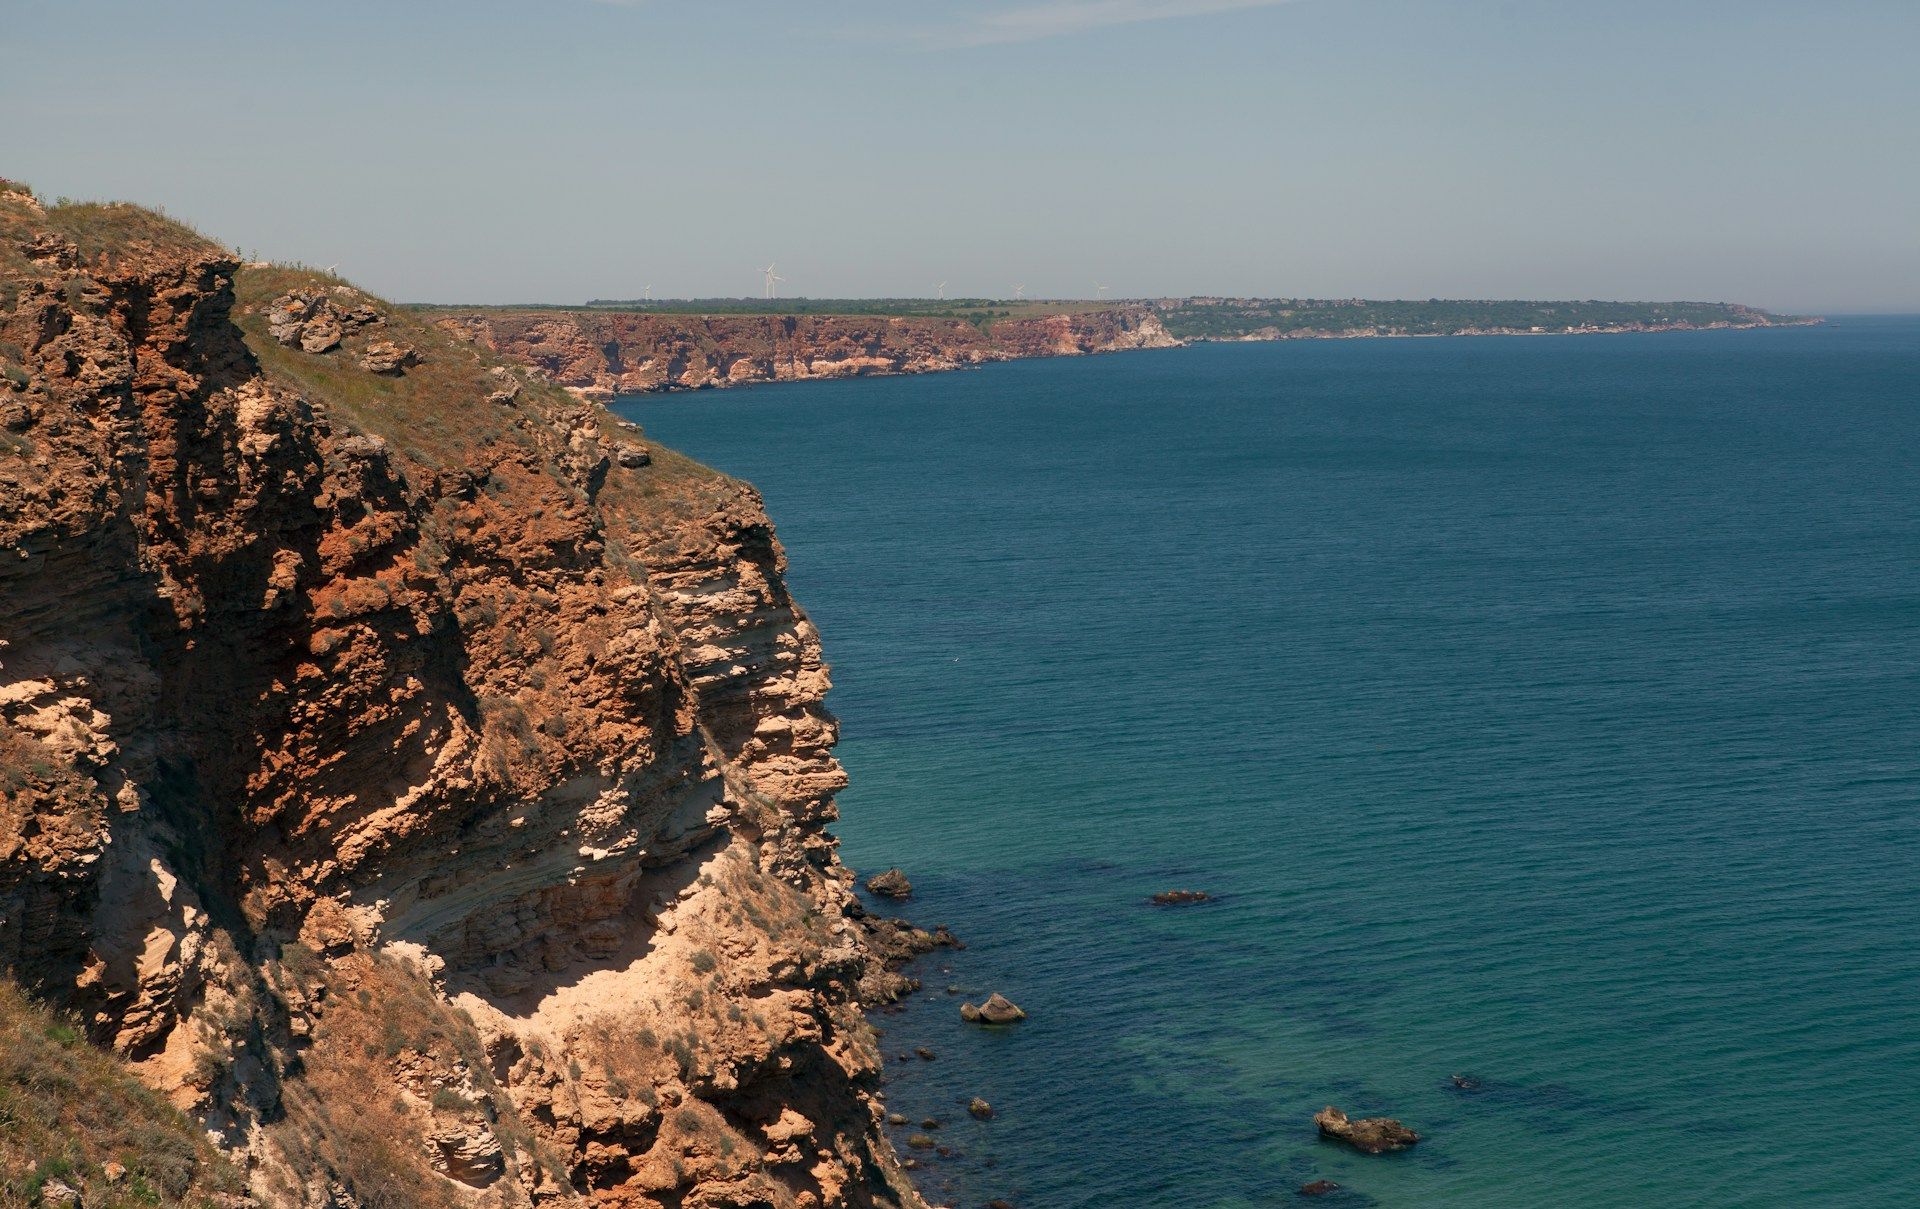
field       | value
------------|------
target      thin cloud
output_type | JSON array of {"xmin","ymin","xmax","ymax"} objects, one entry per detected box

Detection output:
[{"xmin": 944, "ymin": 0, "xmax": 1303, "ymax": 46}]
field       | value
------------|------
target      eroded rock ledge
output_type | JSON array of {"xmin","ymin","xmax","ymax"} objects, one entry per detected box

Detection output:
[{"xmin": 0, "ymin": 184, "xmax": 925, "ymax": 1208}]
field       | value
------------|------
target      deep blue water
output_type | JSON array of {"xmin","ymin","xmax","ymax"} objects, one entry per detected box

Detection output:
[{"xmin": 618, "ymin": 319, "xmax": 1920, "ymax": 1209}]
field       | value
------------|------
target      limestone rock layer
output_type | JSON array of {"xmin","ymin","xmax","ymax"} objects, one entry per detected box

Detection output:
[{"xmin": 0, "ymin": 183, "xmax": 924, "ymax": 1209}]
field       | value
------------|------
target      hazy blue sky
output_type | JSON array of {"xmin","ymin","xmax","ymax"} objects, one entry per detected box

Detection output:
[{"xmin": 6, "ymin": 0, "xmax": 1916, "ymax": 308}]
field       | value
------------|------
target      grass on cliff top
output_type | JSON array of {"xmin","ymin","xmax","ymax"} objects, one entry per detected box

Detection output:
[
  {"xmin": 236, "ymin": 266, "xmax": 729, "ymax": 507},
  {"xmin": 40, "ymin": 200, "xmax": 219, "ymax": 265},
  {"xmin": 236, "ymin": 265, "xmax": 564, "ymax": 469},
  {"xmin": 0, "ymin": 980, "xmax": 246, "ymax": 1208}
]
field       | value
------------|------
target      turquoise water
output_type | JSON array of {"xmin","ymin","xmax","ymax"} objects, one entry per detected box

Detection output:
[{"xmin": 618, "ymin": 319, "xmax": 1920, "ymax": 1209}]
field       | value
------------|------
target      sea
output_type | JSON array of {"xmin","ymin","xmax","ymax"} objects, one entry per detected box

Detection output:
[{"xmin": 616, "ymin": 317, "xmax": 1920, "ymax": 1209}]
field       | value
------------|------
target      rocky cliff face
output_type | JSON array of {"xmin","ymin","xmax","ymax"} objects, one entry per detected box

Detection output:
[
  {"xmin": 431, "ymin": 307, "xmax": 1179, "ymax": 401},
  {"xmin": 0, "ymin": 183, "xmax": 925, "ymax": 1208}
]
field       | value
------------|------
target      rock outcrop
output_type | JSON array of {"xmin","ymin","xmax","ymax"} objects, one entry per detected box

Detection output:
[
  {"xmin": 958, "ymin": 994, "xmax": 1024, "ymax": 1025},
  {"xmin": 863, "ymin": 869, "xmax": 911, "ymax": 899},
  {"xmin": 430, "ymin": 307, "xmax": 1181, "ymax": 401},
  {"xmin": 1314, "ymin": 1105, "xmax": 1420, "ymax": 1154},
  {"xmin": 0, "ymin": 184, "xmax": 925, "ymax": 1207}
]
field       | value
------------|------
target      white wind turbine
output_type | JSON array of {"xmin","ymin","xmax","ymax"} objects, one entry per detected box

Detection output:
[
  {"xmin": 935, "ymin": 281, "xmax": 947, "ymax": 300},
  {"xmin": 642, "ymin": 285, "xmax": 652, "ymax": 301},
  {"xmin": 1095, "ymin": 283, "xmax": 1110, "ymax": 299},
  {"xmin": 1013, "ymin": 283, "xmax": 1026, "ymax": 300},
  {"xmin": 762, "ymin": 263, "xmax": 786, "ymax": 299}
]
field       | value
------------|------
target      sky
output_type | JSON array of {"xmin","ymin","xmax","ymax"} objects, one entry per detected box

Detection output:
[{"xmin": 4, "ymin": 0, "xmax": 1917, "ymax": 310}]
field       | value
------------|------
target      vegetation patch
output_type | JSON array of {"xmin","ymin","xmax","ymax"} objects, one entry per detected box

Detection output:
[{"xmin": 0, "ymin": 979, "xmax": 245, "ymax": 1207}]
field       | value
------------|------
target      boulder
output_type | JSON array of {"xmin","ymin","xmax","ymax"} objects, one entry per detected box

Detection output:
[
  {"xmin": 360, "ymin": 339, "xmax": 417, "ymax": 374},
  {"xmin": 1314, "ymin": 1105, "xmax": 1419, "ymax": 1154},
  {"xmin": 865, "ymin": 867, "xmax": 913, "ymax": 898},
  {"xmin": 267, "ymin": 292, "xmax": 316, "ymax": 345},
  {"xmin": 960, "ymin": 993, "xmax": 1025, "ymax": 1024},
  {"xmin": 906, "ymin": 1132, "xmax": 935, "ymax": 1150},
  {"xmin": 1298, "ymin": 1179, "xmax": 1341, "ymax": 1196},
  {"xmin": 968, "ymin": 1097, "xmax": 994, "ymax": 1120},
  {"xmin": 615, "ymin": 444, "xmax": 652, "ymax": 468},
  {"xmin": 485, "ymin": 366, "xmax": 521, "ymax": 405},
  {"xmin": 299, "ymin": 313, "xmax": 343, "ymax": 353}
]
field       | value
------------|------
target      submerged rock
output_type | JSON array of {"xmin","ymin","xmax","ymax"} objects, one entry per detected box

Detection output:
[
  {"xmin": 1298, "ymin": 1178, "xmax": 1341, "ymax": 1196},
  {"xmin": 865, "ymin": 867, "xmax": 913, "ymax": 898},
  {"xmin": 1315, "ymin": 1105, "xmax": 1419, "ymax": 1153},
  {"xmin": 1150, "ymin": 888, "xmax": 1211, "ymax": 905},
  {"xmin": 1449, "ymin": 1072, "xmax": 1483, "ymax": 1092},
  {"xmin": 960, "ymin": 992, "xmax": 1026, "ymax": 1024}
]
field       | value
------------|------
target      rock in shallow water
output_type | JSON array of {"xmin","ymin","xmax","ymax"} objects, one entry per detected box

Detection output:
[
  {"xmin": 1315, "ymin": 1104, "xmax": 1419, "ymax": 1153},
  {"xmin": 1298, "ymin": 1179, "xmax": 1342, "ymax": 1196},
  {"xmin": 960, "ymin": 992, "xmax": 1026, "ymax": 1024},
  {"xmin": 865, "ymin": 867, "xmax": 913, "ymax": 898}
]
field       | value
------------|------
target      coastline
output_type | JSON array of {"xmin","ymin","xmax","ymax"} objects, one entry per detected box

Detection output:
[
  {"xmin": 444, "ymin": 303, "xmax": 1818, "ymax": 403},
  {"xmin": 1187, "ymin": 316, "xmax": 1824, "ymax": 342}
]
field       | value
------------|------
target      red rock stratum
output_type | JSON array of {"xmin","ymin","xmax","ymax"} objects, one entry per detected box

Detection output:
[
  {"xmin": 430, "ymin": 306, "xmax": 1179, "ymax": 400},
  {"xmin": 0, "ymin": 181, "xmax": 925, "ymax": 1208}
]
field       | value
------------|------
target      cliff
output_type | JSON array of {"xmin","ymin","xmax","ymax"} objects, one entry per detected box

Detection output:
[
  {"xmin": 0, "ymin": 181, "xmax": 927, "ymax": 1208},
  {"xmin": 428, "ymin": 307, "xmax": 1180, "ymax": 400},
  {"xmin": 1151, "ymin": 297, "xmax": 1816, "ymax": 341}
]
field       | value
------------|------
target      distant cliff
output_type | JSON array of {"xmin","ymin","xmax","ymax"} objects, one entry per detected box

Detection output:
[
  {"xmin": 428, "ymin": 306, "xmax": 1180, "ymax": 400},
  {"xmin": 1150, "ymin": 297, "xmax": 1817, "ymax": 341},
  {"xmin": 0, "ymin": 181, "xmax": 925, "ymax": 1208}
]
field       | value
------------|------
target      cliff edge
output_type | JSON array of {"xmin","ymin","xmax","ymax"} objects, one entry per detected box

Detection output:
[
  {"xmin": 0, "ymin": 180, "xmax": 925, "ymax": 1208},
  {"xmin": 429, "ymin": 306, "xmax": 1179, "ymax": 401}
]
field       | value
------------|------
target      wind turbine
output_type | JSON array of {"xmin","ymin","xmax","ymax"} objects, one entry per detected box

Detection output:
[
  {"xmin": 642, "ymin": 285, "xmax": 652, "ymax": 302},
  {"xmin": 762, "ymin": 263, "xmax": 786, "ymax": 299},
  {"xmin": 1013, "ymin": 283, "xmax": 1026, "ymax": 301},
  {"xmin": 1095, "ymin": 283, "xmax": 1110, "ymax": 300},
  {"xmin": 935, "ymin": 281, "xmax": 947, "ymax": 301}
]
